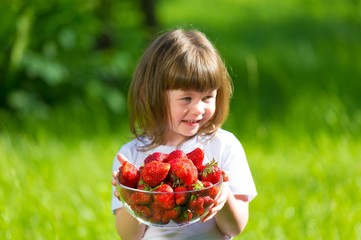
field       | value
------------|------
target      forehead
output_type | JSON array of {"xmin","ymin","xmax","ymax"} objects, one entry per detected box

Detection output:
[{"xmin": 167, "ymin": 89, "xmax": 217, "ymax": 99}]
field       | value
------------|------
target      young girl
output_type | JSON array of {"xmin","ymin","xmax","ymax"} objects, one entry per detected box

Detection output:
[{"xmin": 111, "ymin": 28, "xmax": 257, "ymax": 239}]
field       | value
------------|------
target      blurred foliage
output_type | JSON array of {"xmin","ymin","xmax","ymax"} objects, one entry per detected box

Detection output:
[
  {"xmin": 1, "ymin": 0, "xmax": 361, "ymax": 139},
  {"xmin": 0, "ymin": 0, "xmax": 159, "ymax": 119}
]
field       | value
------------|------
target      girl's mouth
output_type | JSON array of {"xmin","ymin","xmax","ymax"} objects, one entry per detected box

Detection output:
[
  {"xmin": 182, "ymin": 120, "xmax": 201, "ymax": 126},
  {"xmin": 183, "ymin": 120, "xmax": 201, "ymax": 124}
]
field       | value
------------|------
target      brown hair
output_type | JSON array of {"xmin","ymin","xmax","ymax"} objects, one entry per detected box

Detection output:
[{"xmin": 128, "ymin": 29, "xmax": 233, "ymax": 150}]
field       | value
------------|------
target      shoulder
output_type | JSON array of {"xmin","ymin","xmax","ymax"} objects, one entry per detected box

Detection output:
[
  {"xmin": 207, "ymin": 128, "xmax": 241, "ymax": 146},
  {"xmin": 198, "ymin": 128, "xmax": 244, "ymax": 161},
  {"xmin": 214, "ymin": 128, "xmax": 238, "ymax": 139},
  {"xmin": 192, "ymin": 129, "xmax": 241, "ymax": 151}
]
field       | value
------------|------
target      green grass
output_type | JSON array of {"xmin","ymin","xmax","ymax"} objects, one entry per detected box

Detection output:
[
  {"xmin": 1, "ymin": 111, "xmax": 360, "ymax": 239},
  {"xmin": 0, "ymin": 129, "xmax": 120, "ymax": 239},
  {"xmin": 241, "ymin": 133, "xmax": 361, "ymax": 239}
]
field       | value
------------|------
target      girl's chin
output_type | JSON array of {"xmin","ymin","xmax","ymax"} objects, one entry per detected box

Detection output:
[
  {"xmin": 183, "ymin": 130, "xmax": 199, "ymax": 138},
  {"xmin": 175, "ymin": 130, "xmax": 198, "ymax": 141},
  {"xmin": 181, "ymin": 121, "xmax": 202, "ymax": 130},
  {"xmin": 166, "ymin": 124, "xmax": 201, "ymax": 142}
]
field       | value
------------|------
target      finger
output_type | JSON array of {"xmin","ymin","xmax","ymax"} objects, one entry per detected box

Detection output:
[
  {"xmin": 111, "ymin": 178, "xmax": 117, "ymax": 186},
  {"xmin": 201, "ymin": 212, "xmax": 216, "ymax": 222},
  {"xmin": 221, "ymin": 170, "xmax": 229, "ymax": 182},
  {"xmin": 117, "ymin": 153, "xmax": 129, "ymax": 164},
  {"xmin": 114, "ymin": 190, "xmax": 119, "ymax": 199},
  {"xmin": 215, "ymin": 182, "xmax": 229, "ymax": 203},
  {"xmin": 201, "ymin": 202, "xmax": 216, "ymax": 222},
  {"xmin": 112, "ymin": 170, "xmax": 119, "ymax": 178},
  {"xmin": 201, "ymin": 206, "xmax": 218, "ymax": 222},
  {"xmin": 201, "ymin": 200, "xmax": 226, "ymax": 222}
]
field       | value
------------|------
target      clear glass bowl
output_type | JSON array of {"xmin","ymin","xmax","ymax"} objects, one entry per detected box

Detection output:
[{"xmin": 116, "ymin": 177, "xmax": 223, "ymax": 228}]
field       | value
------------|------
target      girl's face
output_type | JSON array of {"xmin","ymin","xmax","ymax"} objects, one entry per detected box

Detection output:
[{"xmin": 165, "ymin": 89, "xmax": 217, "ymax": 146}]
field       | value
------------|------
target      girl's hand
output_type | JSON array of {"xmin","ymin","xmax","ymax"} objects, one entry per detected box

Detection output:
[
  {"xmin": 112, "ymin": 170, "xmax": 120, "ymax": 199},
  {"xmin": 112, "ymin": 153, "xmax": 129, "ymax": 200},
  {"xmin": 116, "ymin": 153, "xmax": 128, "ymax": 165},
  {"xmin": 201, "ymin": 170, "xmax": 230, "ymax": 222}
]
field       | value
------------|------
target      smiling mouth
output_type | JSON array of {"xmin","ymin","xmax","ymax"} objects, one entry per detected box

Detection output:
[{"xmin": 183, "ymin": 120, "xmax": 201, "ymax": 124}]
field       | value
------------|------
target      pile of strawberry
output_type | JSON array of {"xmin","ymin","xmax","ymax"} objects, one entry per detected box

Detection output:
[{"xmin": 116, "ymin": 148, "xmax": 222, "ymax": 225}]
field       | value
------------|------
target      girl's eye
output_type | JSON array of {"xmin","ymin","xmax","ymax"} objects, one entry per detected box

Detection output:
[
  {"xmin": 182, "ymin": 97, "xmax": 192, "ymax": 102},
  {"xmin": 203, "ymin": 95, "xmax": 214, "ymax": 101}
]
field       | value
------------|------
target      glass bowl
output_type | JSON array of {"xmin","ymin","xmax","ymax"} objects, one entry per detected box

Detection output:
[{"xmin": 116, "ymin": 177, "xmax": 223, "ymax": 228}]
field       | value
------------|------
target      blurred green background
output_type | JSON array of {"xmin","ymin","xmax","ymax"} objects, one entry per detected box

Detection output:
[{"xmin": 1, "ymin": 0, "xmax": 360, "ymax": 239}]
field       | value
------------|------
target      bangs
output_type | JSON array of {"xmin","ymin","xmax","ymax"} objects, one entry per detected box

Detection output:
[{"xmin": 165, "ymin": 50, "xmax": 224, "ymax": 92}]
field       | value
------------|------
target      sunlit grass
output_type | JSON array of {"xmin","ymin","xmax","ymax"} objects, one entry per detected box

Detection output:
[
  {"xmin": 240, "ymin": 132, "xmax": 361, "ymax": 239},
  {"xmin": 1, "ymin": 110, "xmax": 360, "ymax": 239},
  {"xmin": 0, "ymin": 127, "xmax": 122, "ymax": 239}
]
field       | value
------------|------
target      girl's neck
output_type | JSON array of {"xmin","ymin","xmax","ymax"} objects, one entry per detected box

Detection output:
[
  {"xmin": 162, "ymin": 135, "xmax": 194, "ymax": 149},
  {"xmin": 162, "ymin": 130, "xmax": 195, "ymax": 149}
]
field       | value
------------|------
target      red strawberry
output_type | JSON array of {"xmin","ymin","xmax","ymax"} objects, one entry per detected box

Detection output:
[
  {"xmin": 153, "ymin": 183, "xmax": 175, "ymax": 209},
  {"xmin": 199, "ymin": 159, "xmax": 221, "ymax": 184},
  {"xmin": 190, "ymin": 180, "xmax": 205, "ymax": 191},
  {"xmin": 170, "ymin": 158, "xmax": 198, "ymax": 186},
  {"xmin": 131, "ymin": 185, "xmax": 152, "ymax": 205},
  {"xmin": 202, "ymin": 195, "xmax": 215, "ymax": 209},
  {"xmin": 140, "ymin": 161, "xmax": 170, "ymax": 187},
  {"xmin": 197, "ymin": 164, "xmax": 206, "ymax": 173},
  {"xmin": 173, "ymin": 209, "xmax": 193, "ymax": 223},
  {"xmin": 144, "ymin": 152, "xmax": 169, "ymax": 164},
  {"xmin": 149, "ymin": 202, "xmax": 164, "ymax": 223},
  {"xmin": 162, "ymin": 207, "xmax": 181, "ymax": 223},
  {"xmin": 131, "ymin": 204, "xmax": 152, "ymax": 218},
  {"xmin": 186, "ymin": 148, "xmax": 204, "ymax": 169},
  {"xmin": 189, "ymin": 196, "xmax": 206, "ymax": 216},
  {"xmin": 200, "ymin": 181, "xmax": 212, "ymax": 188},
  {"xmin": 117, "ymin": 161, "xmax": 140, "ymax": 188},
  {"xmin": 118, "ymin": 187, "xmax": 132, "ymax": 203},
  {"xmin": 201, "ymin": 181, "xmax": 219, "ymax": 199},
  {"xmin": 174, "ymin": 186, "xmax": 191, "ymax": 205},
  {"xmin": 166, "ymin": 149, "xmax": 187, "ymax": 163}
]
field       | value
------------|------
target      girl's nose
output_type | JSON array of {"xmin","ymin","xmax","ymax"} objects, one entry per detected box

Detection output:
[{"xmin": 190, "ymin": 102, "xmax": 205, "ymax": 115}]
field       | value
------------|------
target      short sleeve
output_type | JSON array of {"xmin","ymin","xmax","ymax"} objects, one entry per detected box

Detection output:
[{"xmin": 205, "ymin": 130, "xmax": 257, "ymax": 202}]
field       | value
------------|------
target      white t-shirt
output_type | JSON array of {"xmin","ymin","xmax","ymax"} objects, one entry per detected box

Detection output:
[{"xmin": 111, "ymin": 129, "xmax": 257, "ymax": 239}]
